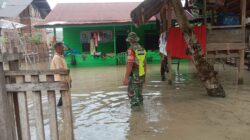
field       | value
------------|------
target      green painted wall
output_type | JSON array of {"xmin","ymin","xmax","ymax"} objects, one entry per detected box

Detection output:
[
  {"xmin": 62, "ymin": 22, "xmax": 159, "ymax": 54},
  {"xmin": 61, "ymin": 22, "xmax": 160, "ymax": 67},
  {"xmin": 63, "ymin": 26, "xmax": 115, "ymax": 53}
]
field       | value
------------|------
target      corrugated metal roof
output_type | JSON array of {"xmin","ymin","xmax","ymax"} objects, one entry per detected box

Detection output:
[
  {"xmin": 0, "ymin": 0, "xmax": 32, "ymax": 17},
  {"xmin": 35, "ymin": 2, "xmax": 144, "ymax": 27},
  {"xmin": 0, "ymin": 19, "xmax": 26, "ymax": 29}
]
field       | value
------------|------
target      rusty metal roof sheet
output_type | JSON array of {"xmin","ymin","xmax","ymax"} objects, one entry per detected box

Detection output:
[{"xmin": 35, "ymin": 2, "xmax": 143, "ymax": 27}]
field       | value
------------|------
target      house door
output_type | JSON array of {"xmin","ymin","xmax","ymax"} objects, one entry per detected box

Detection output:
[
  {"xmin": 116, "ymin": 34, "xmax": 127, "ymax": 53},
  {"xmin": 144, "ymin": 30, "xmax": 159, "ymax": 51}
]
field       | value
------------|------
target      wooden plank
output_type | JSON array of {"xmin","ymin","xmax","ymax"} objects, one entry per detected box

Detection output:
[
  {"xmin": 0, "ymin": 62, "xmax": 15, "ymax": 140},
  {"xmin": 167, "ymin": 4, "xmax": 172, "ymax": 85},
  {"xmin": 31, "ymin": 75, "xmax": 45, "ymax": 140},
  {"xmin": 7, "ymin": 93, "xmax": 18, "ymax": 140},
  {"xmin": 9, "ymin": 60, "xmax": 22, "ymax": 140},
  {"xmin": 206, "ymin": 53, "xmax": 240, "ymax": 59},
  {"xmin": 238, "ymin": 50, "xmax": 245, "ymax": 84},
  {"xmin": 206, "ymin": 43, "xmax": 245, "ymax": 51},
  {"xmin": 241, "ymin": 0, "xmax": 246, "ymax": 44},
  {"xmin": 6, "ymin": 82, "xmax": 69, "ymax": 92},
  {"xmin": 207, "ymin": 29, "xmax": 244, "ymax": 43},
  {"xmin": 210, "ymin": 25, "xmax": 242, "ymax": 29},
  {"xmin": 160, "ymin": 6, "xmax": 167, "ymax": 32},
  {"xmin": 16, "ymin": 75, "xmax": 31, "ymax": 140},
  {"xmin": 6, "ymin": 75, "xmax": 18, "ymax": 140},
  {"xmin": 0, "ymin": 53, "xmax": 23, "ymax": 62},
  {"xmin": 61, "ymin": 75, "xmax": 74, "ymax": 140},
  {"xmin": 241, "ymin": 0, "xmax": 246, "ymax": 27},
  {"xmin": 4, "ymin": 69, "xmax": 70, "ymax": 76},
  {"xmin": 62, "ymin": 90, "xmax": 74, "ymax": 140},
  {"xmin": 203, "ymin": 0, "xmax": 207, "ymax": 24},
  {"xmin": 167, "ymin": 52, "xmax": 172, "ymax": 85},
  {"xmin": 46, "ymin": 75, "xmax": 59, "ymax": 140}
]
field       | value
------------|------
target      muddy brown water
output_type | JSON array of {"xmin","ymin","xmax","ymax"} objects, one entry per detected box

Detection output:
[{"xmin": 26, "ymin": 62, "xmax": 250, "ymax": 140}]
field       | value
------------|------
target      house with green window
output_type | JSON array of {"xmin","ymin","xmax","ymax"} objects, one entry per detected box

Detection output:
[{"xmin": 35, "ymin": 2, "xmax": 161, "ymax": 67}]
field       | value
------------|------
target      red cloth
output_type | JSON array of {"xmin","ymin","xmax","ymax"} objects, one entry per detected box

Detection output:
[{"xmin": 166, "ymin": 25, "xmax": 206, "ymax": 59}]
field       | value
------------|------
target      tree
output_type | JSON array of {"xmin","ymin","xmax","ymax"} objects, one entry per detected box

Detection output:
[{"xmin": 169, "ymin": 0, "xmax": 225, "ymax": 97}]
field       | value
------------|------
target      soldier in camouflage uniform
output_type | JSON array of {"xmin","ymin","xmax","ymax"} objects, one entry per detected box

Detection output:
[{"xmin": 123, "ymin": 32, "xmax": 147, "ymax": 107}]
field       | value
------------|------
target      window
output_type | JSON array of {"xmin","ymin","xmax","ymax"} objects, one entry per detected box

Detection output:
[{"xmin": 80, "ymin": 30, "xmax": 112, "ymax": 43}]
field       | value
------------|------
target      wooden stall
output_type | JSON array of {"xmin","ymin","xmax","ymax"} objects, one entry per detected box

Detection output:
[
  {"xmin": 205, "ymin": 0, "xmax": 247, "ymax": 84},
  {"xmin": 131, "ymin": 0, "xmax": 247, "ymax": 85}
]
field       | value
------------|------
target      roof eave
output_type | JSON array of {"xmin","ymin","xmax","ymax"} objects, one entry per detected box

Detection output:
[{"xmin": 34, "ymin": 20, "xmax": 156, "ymax": 28}]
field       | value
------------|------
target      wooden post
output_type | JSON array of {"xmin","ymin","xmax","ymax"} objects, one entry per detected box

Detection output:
[
  {"xmin": 7, "ymin": 94, "xmax": 17, "ymax": 138},
  {"xmin": 31, "ymin": 75, "xmax": 45, "ymax": 140},
  {"xmin": 46, "ymin": 75, "xmax": 59, "ymax": 140},
  {"xmin": 61, "ymin": 74, "xmax": 74, "ymax": 140},
  {"xmin": 9, "ymin": 60, "xmax": 22, "ymax": 140},
  {"xmin": 238, "ymin": 0, "xmax": 246, "ymax": 84},
  {"xmin": 169, "ymin": 0, "xmax": 225, "ymax": 97},
  {"xmin": 16, "ymin": 75, "xmax": 31, "ymax": 140},
  {"xmin": 0, "ymin": 62, "xmax": 15, "ymax": 140},
  {"xmin": 203, "ymin": 0, "xmax": 207, "ymax": 25},
  {"xmin": 53, "ymin": 28, "xmax": 57, "ymax": 44},
  {"xmin": 167, "ymin": 4, "xmax": 172, "ymax": 85}
]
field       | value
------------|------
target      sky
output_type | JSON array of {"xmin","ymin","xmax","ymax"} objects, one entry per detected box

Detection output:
[{"xmin": 47, "ymin": 0, "xmax": 144, "ymax": 9}]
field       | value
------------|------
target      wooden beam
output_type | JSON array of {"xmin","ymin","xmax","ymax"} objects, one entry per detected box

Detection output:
[
  {"xmin": 203, "ymin": 0, "xmax": 207, "ymax": 24},
  {"xmin": 206, "ymin": 43, "xmax": 245, "ymax": 51},
  {"xmin": 0, "ymin": 62, "xmax": 15, "ymax": 140},
  {"xmin": 210, "ymin": 25, "xmax": 242, "ymax": 29},
  {"xmin": 206, "ymin": 53, "xmax": 241, "ymax": 59},
  {"xmin": 239, "ymin": 0, "xmax": 246, "ymax": 84},
  {"xmin": 5, "ymin": 82, "xmax": 69, "ymax": 92},
  {"xmin": 0, "ymin": 53, "xmax": 23, "ymax": 62},
  {"xmin": 4, "ymin": 70, "xmax": 70, "ymax": 76},
  {"xmin": 167, "ymin": 3, "xmax": 173, "ymax": 85},
  {"xmin": 241, "ymin": 0, "xmax": 246, "ymax": 30},
  {"xmin": 238, "ymin": 50, "xmax": 245, "ymax": 84}
]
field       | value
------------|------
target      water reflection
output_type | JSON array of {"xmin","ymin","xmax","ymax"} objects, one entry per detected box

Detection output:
[{"xmin": 28, "ymin": 63, "xmax": 250, "ymax": 140}]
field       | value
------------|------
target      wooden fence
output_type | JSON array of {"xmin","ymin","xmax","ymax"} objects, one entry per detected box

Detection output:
[
  {"xmin": 0, "ymin": 53, "xmax": 74, "ymax": 140},
  {"xmin": 4, "ymin": 70, "xmax": 74, "ymax": 140}
]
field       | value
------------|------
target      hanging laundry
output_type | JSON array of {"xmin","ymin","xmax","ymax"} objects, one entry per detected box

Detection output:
[
  {"xmin": 166, "ymin": 25, "xmax": 206, "ymax": 59},
  {"xmin": 93, "ymin": 32, "xmax": 98, "ymax": 47},
  {"xmin": 159, "ymin": 32, "xmax": 168, "ymax": 56}
]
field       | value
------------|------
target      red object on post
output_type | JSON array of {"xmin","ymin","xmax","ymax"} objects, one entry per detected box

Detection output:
[{"xmin": 166, "ymin": 25, "xmax": 206, "ymax": 59}]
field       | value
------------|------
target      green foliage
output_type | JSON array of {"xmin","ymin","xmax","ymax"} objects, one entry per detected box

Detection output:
[
  {"xmin": 0, "ymin": 36, "xmax": 8, "ymax": 44},
  {"xmin": 29, "ymin": 33, "xmax": 43, "ymax": 45}
]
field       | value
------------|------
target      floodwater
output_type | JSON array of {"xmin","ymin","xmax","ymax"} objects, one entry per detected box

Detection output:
[{"xmin": 28, "ymin": 62, "xmax": 250, "ymax": 140}]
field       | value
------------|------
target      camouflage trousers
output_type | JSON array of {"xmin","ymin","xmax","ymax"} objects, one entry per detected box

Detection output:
[{"xmin": 128, "ymin": 75, "xmax": 145, "ymax": 106}]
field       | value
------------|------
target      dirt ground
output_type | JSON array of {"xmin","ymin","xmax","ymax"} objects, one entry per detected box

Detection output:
[{"xmin": 29, "ymin": 62, "xmax": 250, "ymax": 140}]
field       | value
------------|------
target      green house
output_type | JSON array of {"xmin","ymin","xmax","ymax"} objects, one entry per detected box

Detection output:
[{"xmin": 36, "ymin": 3, "xmax": 161, "ymax": 67}]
